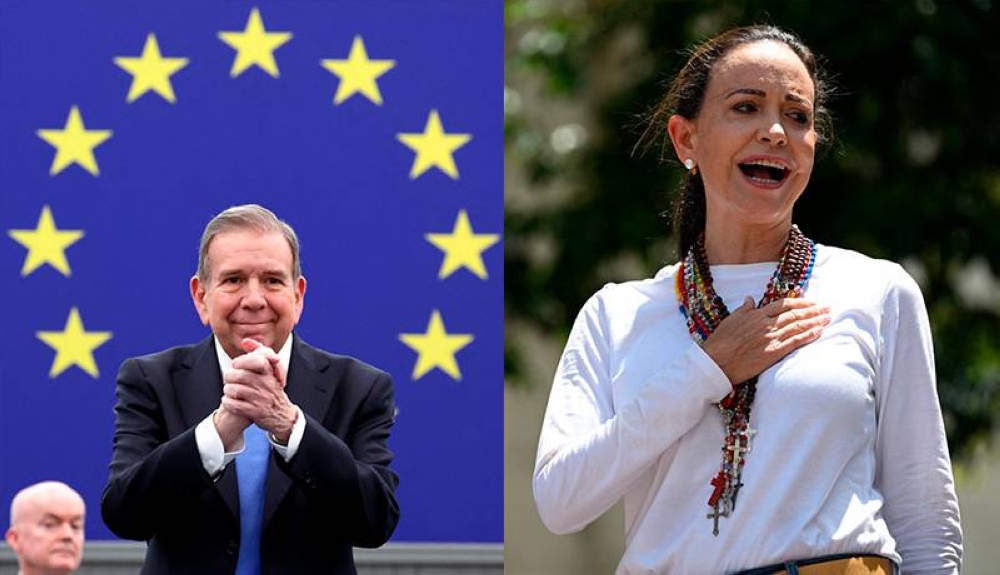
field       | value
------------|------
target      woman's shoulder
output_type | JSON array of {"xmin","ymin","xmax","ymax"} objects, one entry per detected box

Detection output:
[
  {"xmin": 579, "ymin": 263, "xmax": 680, "ymax": 315},
  {"xmin": 593, "ymin": 263, "xmax": 679, "ymax": 300},
  {"xmin": 815, "ymin": 243, "xmax": 923, "ymax": 298}
]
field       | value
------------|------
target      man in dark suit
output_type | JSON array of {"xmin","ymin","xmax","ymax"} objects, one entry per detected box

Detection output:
[{"xmin": 101, "ymin": 204, "xmax": 399, "ymax": 574}]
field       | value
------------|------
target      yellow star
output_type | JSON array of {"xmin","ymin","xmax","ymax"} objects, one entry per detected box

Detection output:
[
  {"xmin": 321, "ymin": 36, "xmax": 396, "ymax": 105},
  {"xmin": 114, "ymin": 33, "xmax": 190, "ymax": 103},
  {"xmin": 425, "ymin": 210, "xmax": 500, "ymax": 280},
  {"xmin": 398, "ymin": 310, "xmax": 473, "ymax": 381},
  {"xmin": 36, "ymin": 307, "xmax": 113, "ymax": 378},
  {"xmin": 396, "ymin": 110, "xmax": 472, "ymax": 180},
  {"xmin": 218, "ymin": 7, "xmax": 292, "ymax": 78},
  {"xmin": 36, "ymin": 106, "xmax": 113, "ymax": 176},
  {"xmin": 8, "ymin": 205, "xmax": 84, "ymax": 277}
]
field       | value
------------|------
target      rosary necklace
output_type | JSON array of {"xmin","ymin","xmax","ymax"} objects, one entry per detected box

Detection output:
[{"xmin": 674, "ymin": 224, "xmax": 816, "ymax": 536}]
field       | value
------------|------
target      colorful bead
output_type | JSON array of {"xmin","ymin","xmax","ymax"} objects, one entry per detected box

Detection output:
[{"xmin": 675, "ymin": 225, "xmax": 816, "ymax": 536}]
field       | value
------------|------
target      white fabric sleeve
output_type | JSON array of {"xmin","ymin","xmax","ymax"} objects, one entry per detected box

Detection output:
[
  {"xmin": 269, "ymin": 405, "xmax": 306, "ymax": 462},
  {"xmin": 533, "ymin": 291, "xmax": 732, "ymax": 535},
  {"xmin": 874, "ymin": 265, "xmax": 963, "ymax": 574},
  {"xmin": 195, "ymin": 412, "xmax": 244, "ymax": 477}
]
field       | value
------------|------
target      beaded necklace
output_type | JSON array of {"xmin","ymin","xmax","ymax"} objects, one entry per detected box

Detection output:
[{"xmin": 674, "ymin": 224, "xmax": 816, "ymax": 536}]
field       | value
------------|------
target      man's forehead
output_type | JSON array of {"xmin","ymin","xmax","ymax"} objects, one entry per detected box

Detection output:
[
  {"xmin": 207, "ymin": 231, "xmax": 294, "ymax": 266},
  {"xmin": 209, "ymin": 229, "xmax": 289, "ymax": 250},
  {"xmin": 22, "ymin": 499, "xmax": 85, "ymax": 520}
]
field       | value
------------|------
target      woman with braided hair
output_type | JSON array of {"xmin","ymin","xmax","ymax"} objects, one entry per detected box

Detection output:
[{"xmin": 533, "ymin": 25, "xmax": 961, "ymax": 574}]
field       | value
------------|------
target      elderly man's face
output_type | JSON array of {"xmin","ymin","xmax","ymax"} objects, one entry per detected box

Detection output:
[
  {"xmin": 5, "ymin": 490, "xmax": 85, "ymax": 574},
  {"xmin": 191, "ymin": 230, "xmax": 306, "ymax": 358}
]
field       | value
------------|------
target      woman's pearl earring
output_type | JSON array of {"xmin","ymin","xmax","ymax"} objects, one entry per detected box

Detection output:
[{"xmin": 684, "ymin": 159, "xmax": 695, "ymax": 170}]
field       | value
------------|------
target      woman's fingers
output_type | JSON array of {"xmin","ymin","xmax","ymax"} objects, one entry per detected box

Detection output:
[
  {"xmin": 770, "ymin": 301, "xmax": 830, "ymax": 329},
  {"xmin": 705, "ymin": 297, "xmax": 831, "ymax": 385},
  {"xmin": 771, "ymin": 322, "xmax": 826, "ymax": 354},
  {"xmin": 770, "ymin": 309, "xmax": 831, "ymax": 341},
  {"xmin": 763, "ymin": 297, "xmax": 819, "ymax": 317}
]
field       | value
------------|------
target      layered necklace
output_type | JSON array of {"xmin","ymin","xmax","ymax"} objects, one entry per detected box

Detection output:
[{"xmin": 674, "ymin": 224, "xmax": 816, "ymax": 536}]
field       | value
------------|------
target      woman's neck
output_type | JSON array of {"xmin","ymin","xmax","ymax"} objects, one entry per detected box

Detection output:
[{"xmin": 703, "ymin": 218, "xmax": 791, "ymax": 264}]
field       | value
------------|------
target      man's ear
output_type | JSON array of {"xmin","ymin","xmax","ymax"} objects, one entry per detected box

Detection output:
[
  {"xmin": 293, "ymin": 276, "xmax": 307, "ymax": 322},
  {"xmin": 667, "ymin": 114, "xmax": 698, "ymax": 167},
  {"xmin": 5, "ymin": 527, "xmax": 19, "ymax": 551},
  {"xmin": 190, "ymin": 275, "xmax": 210, "ymax": 326}
]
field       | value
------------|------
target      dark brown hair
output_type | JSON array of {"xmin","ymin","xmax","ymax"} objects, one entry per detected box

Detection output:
[{"xmin": 638, "ymin": 25, "xmax": 834, "ymax": 256}]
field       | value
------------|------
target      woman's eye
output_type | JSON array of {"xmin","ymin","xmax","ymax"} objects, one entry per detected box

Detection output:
[
  {"xmin": 733, "ymin": 102, "xmax": 757, "ymax": 113},
  {"xmin": 788, "ymin": 110, "xmax": 810, "ymax": 125}
]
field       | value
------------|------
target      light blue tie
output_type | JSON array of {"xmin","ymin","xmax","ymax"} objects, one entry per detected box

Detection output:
[{"xmin": 236, "ymin": 424, "xmax": 269, "ymax": 575}]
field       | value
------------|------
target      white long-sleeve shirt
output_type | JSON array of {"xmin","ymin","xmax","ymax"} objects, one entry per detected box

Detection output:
[{"xmin": 534, "ymin": 245, "xmax": 962, "ymax": 574}]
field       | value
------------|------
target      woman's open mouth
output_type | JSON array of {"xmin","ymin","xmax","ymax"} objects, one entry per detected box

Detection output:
[{"xmin": 738, "ymin": 159, "xmax": 790, "ymax": 189}]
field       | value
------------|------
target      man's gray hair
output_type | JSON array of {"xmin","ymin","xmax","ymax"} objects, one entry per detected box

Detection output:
[{"xmin": 197, "ymin": 204, "xmax": 301, "ymax": 281}]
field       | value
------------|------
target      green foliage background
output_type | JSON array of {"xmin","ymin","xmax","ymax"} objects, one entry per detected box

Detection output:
[{"xmin": 505, "ymin": 0, "xmax": 1000, "ymax": 463}]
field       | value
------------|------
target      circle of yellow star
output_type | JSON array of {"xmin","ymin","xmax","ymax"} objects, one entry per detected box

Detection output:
[
  {"xmin": 36, "ymin": 307, "xmax": 113, "ymax": 378},
  {"xmin": 425, "ymin": 210, "xmax": 500, "ymax": 280},
  {"xmin": 396, "ymin": 110, "xmax": 472, "ymax": 180},
  {"xmin": 398, "ymin": 310, "xmax": 474, "ymax": 381},
  {"xmin": 321, "ymin": 36, "xmax": 396, "ymax": 106},
  {"xmin": 218, "ymin": 7, "xmax": 293, "ymax": 78},
  {"xmin": 114, "ymin": 33, "xmax": 190, "ymax": 103},
  {"xmin": 36, "ymin": 106, "xmax": 113, "ymax": 176},
  {"xmin": 8, "ymin": 205, "xmax": 84, "ymax": 277}
]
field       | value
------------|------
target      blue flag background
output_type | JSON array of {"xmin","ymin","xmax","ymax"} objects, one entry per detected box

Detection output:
[{"xmin": 0, "ymin": 1, "xmax": 502, "ymax": 543}]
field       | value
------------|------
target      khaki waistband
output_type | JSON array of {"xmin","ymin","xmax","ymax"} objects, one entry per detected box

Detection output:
[{"xmin": 779, "ymin": 555, "xmax": 895, "ymax": 575}]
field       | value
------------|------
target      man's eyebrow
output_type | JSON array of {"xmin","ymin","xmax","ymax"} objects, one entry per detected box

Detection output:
[
  {"xmin": 724, "ymin": 87, "xmax": 812, "ymax": 106},
  {"xmin": 41, "ymin": 512, "xmax": 82, "ymax": 522},
  {"xmin": 216, "ymin": 268, "xmax": 289, "ymax": 278}
]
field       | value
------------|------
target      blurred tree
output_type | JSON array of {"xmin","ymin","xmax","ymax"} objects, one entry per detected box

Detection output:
[{"xmin": 505, "ymin": 0, "xmax": 1000, "ymax": 463}]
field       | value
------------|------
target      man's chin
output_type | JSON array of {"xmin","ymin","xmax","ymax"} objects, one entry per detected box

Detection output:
[
  {"xmin": 243, "ymin": 332, "xmax": 291, "ymax": 351},
  {"xmin": 226, "ymin": 335, "xmax": 287, "ymax": 356},
  {"xmin": 219, "ymin": 328, "xmax": 290, "ymax": 356},
  {"xmin": 47, "ymin": 553, "xmax": 82, "ymax": 569},
  {"xmin": 240, "ymin": 334, "xmax": 271, "ymax": 346}
]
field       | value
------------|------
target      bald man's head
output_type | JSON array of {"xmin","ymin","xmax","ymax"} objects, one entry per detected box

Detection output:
[{"xmin": 6, "ymin": 481, "xmax": 85, "ymax": 575}]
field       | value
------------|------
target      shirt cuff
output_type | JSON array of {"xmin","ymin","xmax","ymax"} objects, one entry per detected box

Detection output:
[
  {"xmin": 687, "ymin": 342, "xmax": 736, "ymax": 401},
  {"xmin": 270, "ymin": 405, "xmax": 306, "ymax": 462},
  {"xmin": 195, "ymin": 412, "xmax": 244, "ymax": 477}
]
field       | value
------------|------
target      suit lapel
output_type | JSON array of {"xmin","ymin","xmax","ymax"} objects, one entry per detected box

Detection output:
[
  {"xmin": 175, "ymin": 337, "xmax": 240, "ymax": 521},
  {"xmin": 263, "ymin": 335, "xmax": 337, "ymax": 526},
  {"xmin": 175, "ymin": 337, "xmax": 223, "ymax": 429}
]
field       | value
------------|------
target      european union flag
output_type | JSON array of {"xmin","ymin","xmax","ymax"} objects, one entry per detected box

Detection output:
[{"xmin": 0, "ymin": 1, "xmax": 502, "ymax": 544}]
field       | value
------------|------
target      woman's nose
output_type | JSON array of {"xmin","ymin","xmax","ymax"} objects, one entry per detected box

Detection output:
[{"xmin": 758, "ymin": 120, "xmax": 787, "ymax": 147}]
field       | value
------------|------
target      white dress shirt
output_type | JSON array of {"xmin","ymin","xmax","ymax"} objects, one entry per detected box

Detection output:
[{"xmin": 194, "ymin": 334, "xmax": 306, "ymax": 476}]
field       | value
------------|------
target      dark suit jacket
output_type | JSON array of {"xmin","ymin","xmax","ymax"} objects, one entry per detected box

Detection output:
[{"xmin": 101, "ymin": 335, "xmax": 400, "ymax": 575}]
